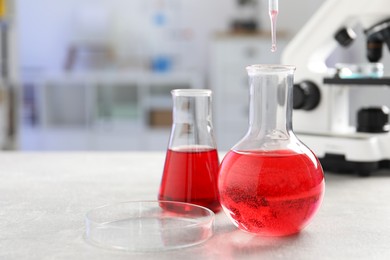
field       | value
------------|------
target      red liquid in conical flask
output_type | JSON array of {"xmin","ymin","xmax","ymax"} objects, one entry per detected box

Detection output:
[
  {"xmin": 158, "ymin": 147, "xmax": 221, "ymax": 213},
  {"xmin": 219, "ymin": 149, "xmax": 324, "ymax": 236}
]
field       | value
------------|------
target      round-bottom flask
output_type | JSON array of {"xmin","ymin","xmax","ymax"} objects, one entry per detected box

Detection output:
[{"xmin": 218, "ymin": 65, "xmax": 325, "ymax": 236}]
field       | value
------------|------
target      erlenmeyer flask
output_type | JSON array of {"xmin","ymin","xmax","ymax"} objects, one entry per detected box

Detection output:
[
  {"xmin": 158, "ymin": 89, "xmax": 221, "ymax": 213},
  {"xmin": 218, "ymin": 65, "xmax": 325, "ymax": 236}
]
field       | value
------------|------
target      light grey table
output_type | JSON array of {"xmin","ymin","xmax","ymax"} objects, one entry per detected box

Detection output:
[{"xmin": 1, "ymin": 152, "xmax": 390, "ymax": 259}]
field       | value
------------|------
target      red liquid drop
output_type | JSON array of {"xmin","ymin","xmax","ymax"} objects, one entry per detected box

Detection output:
[
  {"xmin": 159, "ymin": 147, "xmax": 221, "ymax": 213},
  {"xmin": 219, "ymin": 149, "xmax": 324, "ymax": 236}
]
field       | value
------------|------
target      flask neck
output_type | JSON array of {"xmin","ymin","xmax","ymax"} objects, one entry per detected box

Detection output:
[
  {"xmin": 247, "ymin": 66, "xmax": 294, "ymax": 138},
  {"xmin": 172, "ymin": 95, "xmax": 211, "ymax": 125},
  {"xmin": 169, "ymin": 89, "xmax": 216, "ymax": 150}
]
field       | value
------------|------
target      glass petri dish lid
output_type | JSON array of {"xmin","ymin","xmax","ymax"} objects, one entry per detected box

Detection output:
[{"xmin": 85, "ymin": 200, "xmax": 215, "ymax": 251}]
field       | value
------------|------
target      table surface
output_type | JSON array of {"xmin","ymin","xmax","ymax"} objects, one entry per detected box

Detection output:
[{"xmin": 1, "ymin": 152, "xmax": 390, "ymax": 260}]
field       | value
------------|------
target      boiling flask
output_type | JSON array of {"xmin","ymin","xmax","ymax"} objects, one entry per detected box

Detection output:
[
  {"xmin": 158, "ymin": 89, "xmax": 221, "ymax": 213},
  {"xmin": 218, "ymin": 65, "xmax": 325, "ymax": 236}
]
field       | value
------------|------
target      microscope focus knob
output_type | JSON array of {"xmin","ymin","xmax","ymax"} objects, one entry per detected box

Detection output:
[
  {"xmin": 293, "ymin": 81, "xmax": 321, "ymax": 111},
  {"xmin": 357, "ymin": 107, "xmax": 390, "ymax": 133},
  {"xmin": 334, "ymin": 27, "xmax": 356, "ymax": 47}
]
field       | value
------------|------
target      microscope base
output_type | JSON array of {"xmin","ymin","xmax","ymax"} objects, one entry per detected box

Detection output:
[
  {"xmin": 319, "ymin": 154, "xmax": 389, "ymax": 177},
  {"xmin": 297, "ymin": 132, "xmax": 390, "ymax": 176}
]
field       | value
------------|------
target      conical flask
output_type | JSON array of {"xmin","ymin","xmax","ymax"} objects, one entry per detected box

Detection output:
[
  {"xmin": 158, "ymin": 89, "xmax": 221, "ymax": 213},
  {"xmin": 218, "ymin": 65, "xmax": 325, "ymax": 236}
]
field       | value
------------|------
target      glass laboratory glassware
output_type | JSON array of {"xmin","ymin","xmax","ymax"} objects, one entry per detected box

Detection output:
[
  {"xmin": 158, "ymin": 89, "xmax": 221, "ymax": 213},
  {"xmin": 218, "ymin": 65, "xmax": 325, "ymax": 236}
]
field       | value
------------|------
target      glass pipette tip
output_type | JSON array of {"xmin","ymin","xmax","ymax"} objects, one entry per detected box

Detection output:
[{"xmin": 268, "ymin": 0, "xmax": 278, "ymax": 52}]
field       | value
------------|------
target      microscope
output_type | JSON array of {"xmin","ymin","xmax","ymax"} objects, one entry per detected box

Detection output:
[{"xmin": 282, "ymin": 0, "xmax": 390, "ymax": 176}]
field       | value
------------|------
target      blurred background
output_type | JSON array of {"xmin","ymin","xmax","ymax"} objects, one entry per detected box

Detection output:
[{"xmin": 1, "ymin": 0, "xmax": 388, "ymax": 151}]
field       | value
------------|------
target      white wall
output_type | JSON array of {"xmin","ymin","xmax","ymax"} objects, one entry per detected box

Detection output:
[
  {"xmin": 17, "ymin": 0, "xmax": 233, "ymax": 73},
  {"xmin": 17, "ymin": 0, "xmax": 325, "ymax": 75},
  {"xmin": 17, "ymin": 0, "xmax": 76, "ymax": 72}
]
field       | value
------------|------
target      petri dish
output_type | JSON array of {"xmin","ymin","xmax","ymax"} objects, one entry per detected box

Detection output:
[{"xmin": 85, "ymin": 201, "xmax": 215, "ymax": 251}]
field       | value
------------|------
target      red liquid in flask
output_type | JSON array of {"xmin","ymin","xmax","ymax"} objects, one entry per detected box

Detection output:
[
  {"xmin": 158, "ymin": 147, "xmax": 221, "ymax": 213},
  {"xmin": 219, "ymin": 149, "xmax": 324, "ymax": 236}
]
